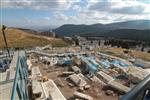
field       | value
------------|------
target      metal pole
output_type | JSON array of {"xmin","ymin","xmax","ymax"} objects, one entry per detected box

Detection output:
[
  {"xmin": 2, "ymin": 25, "xmax": 11, "ymax": 58},
  {"xmin": 120, "ymin": 74, "xmax": 150, "ymax": 100}
]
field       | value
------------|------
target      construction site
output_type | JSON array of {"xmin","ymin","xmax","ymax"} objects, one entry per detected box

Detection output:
[
  {"xmin": 0, "ymin": 25, "xmax": 150, "ymax": 100},
  {"xmin": 0, "ymin": 46, "xmax": 150, "ymax": 100}
]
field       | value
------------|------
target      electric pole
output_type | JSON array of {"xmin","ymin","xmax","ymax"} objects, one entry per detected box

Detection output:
[{"xmin": 2, "ymin": 25, "xmax": 10, "ymax": 58}]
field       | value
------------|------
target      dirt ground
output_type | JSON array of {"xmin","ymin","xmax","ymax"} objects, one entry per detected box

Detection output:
[
  {"xmin": 101, "ymin": 47, "xmax": 150, "ymax": 61},
  {"xmin": 31, "ymin": 59, "xmax": 119, "ymax": 100}
]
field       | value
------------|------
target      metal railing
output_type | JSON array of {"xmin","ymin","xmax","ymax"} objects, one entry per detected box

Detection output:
[
  {"xmin": 11, "ymin": 51, "xmax": 29, "ymax": 100},
  {"xmin": 120, "ymin": 74, "xmax": 150, "ymax": 100}
]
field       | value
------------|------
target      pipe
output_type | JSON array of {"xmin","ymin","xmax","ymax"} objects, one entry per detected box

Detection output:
[{"xmin": 120, "ymin": 74, "xmax": 150, "ymax": 100}]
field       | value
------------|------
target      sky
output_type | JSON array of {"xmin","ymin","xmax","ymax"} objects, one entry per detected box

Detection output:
[{"xmin": 0, "ymin": 0, "xmax": 150, "ymax": 30}]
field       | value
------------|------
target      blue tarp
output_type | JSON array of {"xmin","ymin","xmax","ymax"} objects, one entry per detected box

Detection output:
[
  {"xmin": 62, "ymin": 57, "xmax": 72, "ymax": 65},
  {"xmin": 99, "ymin": 60, "xmax": 111, "ymax": 69},
  {"xmin": 0, "ymin": 59, "xmax": 9, "ymax": 71},
  {"xmin": 134, "ymin": 63, "xmax": 144, "ymax": 68},
  {"xmin": 81, "ymin": 56, "xmax": 99, "ymax": 73},
  {"xmin": 87, "ymin": 57, "xmax": 99, "ymax": 67},
  {"xmin": 99, "ymin": 59, "xmax": 129, "ymax": 69},
  {"xmin": 112, "ymin": 60, "xmax": 129, "ymax": 67}
]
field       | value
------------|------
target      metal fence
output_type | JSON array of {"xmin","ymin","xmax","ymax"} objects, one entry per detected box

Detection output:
[
  {"xmin": 120, "ymin": 74, "xmax": 150, "ymax": 100},
  {"xmin": 11, "ymin": 51, "xmax": 29, "ymax": 100}
]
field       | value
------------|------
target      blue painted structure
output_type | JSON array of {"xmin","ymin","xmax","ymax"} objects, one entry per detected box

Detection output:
[
  {"xmin": 62, "ymin": 56, "xmax": 72, "ymax": 65},
  {"xmin": 99, "ymin": 59, "xmax": 129, "ymax": 69},
  {"xmin": 134, "ymin": 63, "xmax": 145, "ymax": 68},
  {"xmin": 112, "ymin": 60, "xmax": 129, "ymax": 67},
  {"xmin": 81, "ymin": 56, "xmax": 99, "ymax": 73},
  {"xmin": 99, "ymin": 60, "xmax": 111, "ymax": 69},
  {"xmin": 11, "ymin": 51, "xmax": 29, "ymax": 100},
  {"xmin": 0, "ymin": 59, "xmax": 9, "ymax": 72}
]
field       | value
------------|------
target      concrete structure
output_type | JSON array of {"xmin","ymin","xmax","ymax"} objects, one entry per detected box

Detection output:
[
  {"xmin": 71, "ymin": 66, "xmax": 81, "ymax": 73},
  {"xmin": 134, "ymin": 59, "xmax": 150, "ymax": 68},
  {"xmin": 32, "ymin": 80, "xmax": 45, "ymax": 99},
  {"xmin": 128, "ymin": 67, "xmax": 150, "ymax": 83},
  {"xmin": 108, "ymin": 81, "xmax": 131, "ymax": 93},
  {"xmin": 74, "ymin": 91, "xmax": 93, "ymax": 100},
  {"xmin": 68, "ymin": 74, "xmax": 87, "ymax": 87},
  {"xmin": 96, "ymin": 71, "xmax": 114, "ymax": 83},
  {"xmin": 0, "ymin": 51, "xmax": 29, "ymax": 100},
  {"xmin": 41, "ymin": 80, "xmax": 66, "ymax": 100},
  {"xmin": 32, "ymin": 67, "xmax": 42, "ymax": 78}
]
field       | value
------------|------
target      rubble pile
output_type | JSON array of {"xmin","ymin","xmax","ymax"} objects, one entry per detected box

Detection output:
[{"xmin": 28, "ymin": 51, "xmax": 150, "ymax": 100}]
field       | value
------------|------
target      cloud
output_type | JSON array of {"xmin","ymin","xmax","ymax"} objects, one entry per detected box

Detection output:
[
  {"xmin": 111, "ymin": 5, "xmax": 145, "ymax": 14},
  {"xmin": 88, "ymin": 1, "xmax": 112, "ymax": 11},
  {"xmin": 88, "ymin": 0, "xmax": 149, "ymax": 15},
  {"xmin": 1, "ymin": 0, "xmax": 149, "ymax": 28},
  {"xmin": 44, "ymin": 17, "xmax": 50, "ymax": 21},
  {"xmin": 1, "ymin": 0, "xmax": 76, "ymax": 11}
]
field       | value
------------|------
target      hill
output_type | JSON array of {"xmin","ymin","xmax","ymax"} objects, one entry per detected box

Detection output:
[
  {"xmin": 54, "ymin": 20, "xmax": 150, "ymax": 42},
  {"xmin": 0, "ymin": 28, "xmax": 70, "ymax": 49},
  {"xmin": 81, "ymin": 29, "xmax": 150, "ymax": 42}
]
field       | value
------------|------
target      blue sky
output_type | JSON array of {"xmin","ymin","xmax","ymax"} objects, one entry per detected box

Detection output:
[{"xmin": 1, "ymin": 0, "xmax": 150, "ymax": 29}]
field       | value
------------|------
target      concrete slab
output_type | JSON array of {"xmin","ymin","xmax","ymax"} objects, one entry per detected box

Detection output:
[
  {"xmin": 74, "ymin": 91, "xmax": 93, "ymax": 100},
  {"xmin": 71, "ymin": 66, "xmax": 81, "ymax": 73},
  {"xmin": 27, "ymin": 59, "xmax": 32, "ymax": 70},
  {"xmin": 9, "ymin": 51, "xmax": 19, "ymax": 69},
  {"xmin": 0, "ymin": 71, "xmax": 7, "ymax": 82},
  {"xmin": 69, "ymin": 74, "xmax": 87, "ymax": 87},
  {"xmin": 41, "ymin": 79, "xmax": 66, "ymax": 100},
  {"xmin": 32, "ymin": 67, "xmax": 42, "ymax": 78},
  {"xmin": 97, "ymin": 71, "xmax": 114, "ymax": 83},
  {"xmin": 108, "ymin": 80, "xmax": 131, "ymax": 93},
  {"xmin": 9, "ymin": 69, "xmax": 16, "ymax": 80},
  {"xmin": 128, "ymin": 67, "xmax": 150, "ymax": 81},
  {"xmin": 0, "ymin": 82, "xmax": 19, "ymax": 100},
  {"xmin": 32, "ymin": 80, "xmax": 45, "ymax": 99},
  {"xmin": 90, "ymin": 76, "xmax": 106, "ymax": 85}
]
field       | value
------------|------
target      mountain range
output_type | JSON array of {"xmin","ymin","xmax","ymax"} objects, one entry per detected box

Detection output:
[{"xmin": 53, "ymin": 20, "xmax": 150, "ymax": 42}]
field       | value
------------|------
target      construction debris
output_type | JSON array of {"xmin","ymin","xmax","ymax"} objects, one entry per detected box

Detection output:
[
  {"xmin": 27, "ymin": 48, "xmax": 150, "ymax": 100},
  {"xmin": 78, "ymin": 86, "xmax": 84, "ymax": 92},
  {"xmin": 41, "ymin": 79, "xmax": 66, "ymax": 100},
  {"xmin": 42, "ymin": 75, "xmax": 48, "ymax": 82},
  {"xmin": 62, "ymin": 71, "xmax": 75, "ymax": 76},
  {"xmin": 74, "ymin": 91, "xmax": 93, "ymax": 100},
  {"xmin": 90, "ymin": 76, "xmax": 106, "ymax": 85},
  {"xmin": 55, "ymin": 78, "xmax": 65, "ymax": 87},
  {"xmin": 105, "ymin": 90, "xmax": 115, "ymax": 96},
  {"xmin": 71, "ymin": 66, "xmax": 81, "ymax": 73},
  {"xmin": 108, "ymin": 80, "xmax": 131, "ymax": 93},
  {"xmin": 96, "ymin": 71, "xmax": 114, "ymax": 83},
  {"xmin": 127, "ymin": 67, "xmax": 150, "ymax": 83},
  {"xmin": 68, "ymin": 74, "xmax": 87, "ymax": 87},
  {"xmin": 84, "ymin": 84, "xmax": 90, "ymax": 90},
  {"xmin": 32, "ymin": 80, "xmax": 45, "ymax": 99},
  {"xmin": 32, "ymin": 67, "xmax": 42, "ymax": 78}
]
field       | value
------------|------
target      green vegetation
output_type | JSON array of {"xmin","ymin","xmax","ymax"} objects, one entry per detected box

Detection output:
[{"xmin": 54, "ymin": 20, "xmax": 150, "ymax": 42}]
